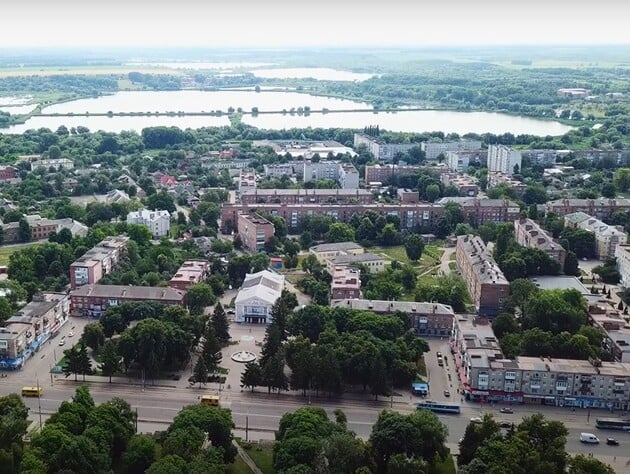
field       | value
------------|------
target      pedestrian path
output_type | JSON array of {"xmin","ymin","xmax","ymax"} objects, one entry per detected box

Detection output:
[{"xmin": 233, "ymin": 440, "xmax": 263, "ymax": 474}]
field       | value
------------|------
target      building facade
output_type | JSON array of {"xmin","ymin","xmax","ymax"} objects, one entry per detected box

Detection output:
[
  {"xmin": 126, "ymin": 209, "xmax": 171, "ymax": 238},
  {"xmin": 70, "ymin": 236, "xmax": 129, "ymax": 289},
  {"xmin": 309, "ymin": 242, "xmax": 365, "ymax": 264},
  {"xmin": 353, "ymin": 133, "xmax": 417, "ymax": 162},
  {"xmin": 437, "ymin": 198, "xmax": 521, "ymax": 225},
  {"xmin": 514, "ymin": 218, "xmax": 566, "ymax": 267},
  {"xmin": 330, "ymin": 266, "xmax": 361, "ymax": 300},
  {"xmin": 70, "ymin": 285, "xmax": 185, "ymax": 318},
  {"xmin": 239, "ymin": 188, "xmax": 373, "ymax": 205},
  {"xmin": 487, "ymin": 144, "xmax": 522, "ymax": 176},
  {"xmin": 237, "ymin": 213, "xmax": 275, "ymax": 252},
  {"xmin": 421, "ymin": 140, "xmax": 483, "ymax": 161},
  {"xmin": 234, "ymin": 270, "xmax": 285, "ymax": 324},
  {"xmin": 169, "ymin": 260, "xmax": 211, "ymax": 291},
  {"xmin": 331, "ymin": 299, "xmax": 455, "ymax": 337},
  {"xmin": 616, "ymin": 244, "xmax": 630, "ymax": 289},
  {"xmin": 302, "ymin": 161, "xmax": 359, "ymax": 189},
  {"xmin": 2, "ymin": 215, "xmax": 88, "ymax": 244},
  {"xmin": 440, "ymin": 173, "xmax": 479, "ymax": 197},
  {"xmin": 364, "ymin": 164, "xmax": 422, "ymax": 184},
  {"xmin": 456, "ymin": 235, "xmax": 509, "ymax": 316},
  {"xmin": 326, "ymin": 252, "xmax": 388, "ymax": 274},
  {"xmin": 487, "ymin": 172, "xmax": 527, "ymax": 196},
  {"xmin": 221, "ymin": 202, "xmax": 445, "ymax": 233},
  {"xmin": 564, "ymin": 212, "xmax": 627, "ymax": 259},
  {"xmin": 545, "ymin": 199, "xmax": 630, "ymax": 219},
  {"xmin": 30, "ymin": 158, "xmax": 74, "ymax": 171}
]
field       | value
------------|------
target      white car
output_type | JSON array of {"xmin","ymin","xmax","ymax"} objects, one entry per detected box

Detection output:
[
  {"xmin": 470, "ymin": 417, "xmax": 483, "ymax": 424},
  {"xmin": 58, "ymin": 340, "xmax": 66, "ymax": 346},
  {"xmin": 68, "ymin": 331, "xmax": 74, "ymax": 337}
]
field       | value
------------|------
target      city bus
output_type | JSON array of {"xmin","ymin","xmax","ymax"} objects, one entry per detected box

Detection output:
[
  {"xmin": 595, "ymin": 418, "xmax": 630, "ymax": 431},
  {"xmin": 200, "ymin": 395, "xmax": 220, "ymax": 407},
  {"xmin": 416, "ymin": 401, "xmax": 461, "ymax": 414},
  {"xmin": 21, "ymin": 387, "xmax": 43, "ymax": 397}
]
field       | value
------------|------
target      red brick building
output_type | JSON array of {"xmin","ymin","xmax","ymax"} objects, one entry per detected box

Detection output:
[
  {"xmin": 169, "ymin": 260, "xmax": 211, "ymax": 291},
  {"xmin": 239, "ymin": 188, "xmax": 374, "ymax": 205},
  {"xmin": 237, "ymin": 213, "xmax": 275, "ymax": 252},
  {"xmin": 0, "ymin": 166, "xmax": 18, "ymax": 182}
]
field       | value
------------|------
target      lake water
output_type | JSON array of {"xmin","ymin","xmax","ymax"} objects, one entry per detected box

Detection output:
[{"xmin": 3, "ymin": 90, "xmax": 575, "ymax": 136}]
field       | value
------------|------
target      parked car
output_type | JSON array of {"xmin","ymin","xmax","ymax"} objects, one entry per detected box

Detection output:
[
  {"xmin": 436, "ymin": 351, "xmax": 442, "ymax": 358},
  {"xmin": 499, "ymin": 421, "xmax": 513, "ymax": 429},
  {"xmin": 58, "ymin": 340, "xmax": 65, "ymax": 347},
  {"xmin": 499, "ymin": 407, "xmax": 514, "ymax": 414},
  {"xmin": 444, "ymin": 390, "xmax": 450, "ymax": 397},
  {"xmin": 606, "ymin": 438, "xmax": 619, "ymax": 446},
  {"xmin": 68, "ymin": 331, "xmax": 74, "ymax": 337},
  {"xmin": 470, "ymin": 417, "xmax": 483, "ymax": 424}
]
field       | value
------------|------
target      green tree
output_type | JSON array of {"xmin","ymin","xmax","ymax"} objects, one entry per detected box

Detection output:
[
  {"xmin": 325, "ymin": 223, "xmax": 355, "ymax": 243},
  {"xmin": 82, "ymin": 322, "xmax": 105, "ymax": 351},
  {"xmin": 99, "ymin": 339, "xmax": 121, "ymax": 383},
  {"xmin": 63, "ymin": 345, "xmax": 82, "ymax": 381},
  {"xmin": 404, "ymin": 233, "xmax": 424, "ymax": 262},
  {"xmin": 614, "ymin": 168, "xmax": 630, "ymax": 192},
  {"xmin": 523, "ymin": 183, "xmax": 548, "ymax": 204},
  {"xmin": 564, "ymin": 250, "xmax": 580, "ymax": 276},
  {"xmin": 211, "ymin": 302, "xmax": 230, "ymax": 344},
  {"xmin": 458, "ymin": 414, "xmax": 500, "ymax": 465},
  {"xmin": 192, "ymin": 357, "xmax": 208, "ymax": 388},
  {"xmin": 201, "ymin": 323, "xmax": 222, "ymax": 372},
  {"xmin": 187, "ymin": 283, "xmax": 215, "ymax": 315},
  {"xmin": 0, "ymin": 393, "xmax": 29, "ymax": 472},
  {"xmin": 262, "ymin": 353, "xmax": 288, "ymax": 393},
  {"xmin": 76, "ymin": 342, "xmax": 92, "ymax": 381},
  {"xmin": 122, "ymin": 435, "xmax": 159, "ymax": 474},
  {"xmin": 145, "ymin": 191, "xmax": 176, "ymax": 213},
  {"xmin": 425, "ymin": 184, "xmax": 440, "ymax": 202},
  {"xmin": 18, "ymin": 218, "xmax": 31, "ymax": 243},
  {"xmin": 379, "ymin": 223, "xmax": 399, "ymax": 246},
  {"xmin": 601, "ymin": 182, "xmax": 616, "ymax": 198},
  {"xmin": 567, "ymin": 454, "xmax": 615, "ymax": 474},
  {"xmin": 240, "ymin": 361, "xmax": 263, "ymax": 392}
]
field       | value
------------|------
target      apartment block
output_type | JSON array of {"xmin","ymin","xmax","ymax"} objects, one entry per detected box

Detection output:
[
  {"xmin": 456, "ymin": 235, "xmax": 509, "ymax": 316},
  {"xmin": 421, "ymin": 140, "xmax": 483, "ymax": 161},
  {"xmin": 437, "ymin": 197, "xmax": 520, "ymax": 225},
  {"xmin": 564, "ymin": 212, "xmax": 627, "ymax": 259},
  {"xmin": 450, "ymin": 315, "xmax": 630, "ymax": 409},
  {"xmin": 30, "ymin": 158, "xmax": 74, "ymax": 171},
  {"xmin": 353, "ymin": 133, "xmax": 417, "ymax": 162},
  {"xmin": 546, "ymin": 199, "xmax": 630, "ymax": 219},
  {"xmin": 331, "ymin": 299, "xmax": 455, "ymax": 337},
  {"xmin": 169, "ymin": 260, "xmax": 211, "ymax": 291},
  {"xmin": 238, "ymin": 169, "xmax": 257, "ymax": 195},
  {"xmin": 2, "ymin": 215, "xmax": 88, "ymax": 244},
  {"xmin": 514, "ymin": 218, "xmax": 566, "ymax": 267},
  {"xmin": 397, "ymin": 189, "xmax": 421, "ymax": 203},
  {"xmin": 588, "ymin": 302, "xmax": 630, "ymax": 363},
  {"xmin": 302, "ymin": 161, "xmax": 359, "ymax": 189},
  {"xmin": 70, "ymin": 285, "xmax": 185, "ymax": 318},
  {"xmin": 616, "ymin": 244, "xmax": 630, "ymax": 289},
  {"xmin": 487, "ymin": 144, "xmax": 522, "ymax": 176},
  {"xmin": 69, "ymin": 236, "xmax": 129, "ymax": 289},
  {"xmin": 444, "ymin": 149, "xmax": 487, "ymax": 172},
  {"xmin": 221, "ymin": 202, "xmax": 445, "ymax": 233},
  {"xmin": 440, "ymin": 173, "xmax": 479, "ymax": 197},
  {"xmin": 0, "ymin": 166, "xmax": 20, "ymax": 184},
  {"xmin": 126, "ymin": 209, "xmax": 171, "ymax": 238},
  {"xmin": 0, "ymin": 293, "xmax": 69, "ymax": 370},
  {"xmin": 330, "ymin": 266, "xmax": 361, "ymax": 300},
  {"xmin": 263, "ymin": 163, "xmax": 300, "ymax": 178},
  {"xmin": 487, "ymin": 172, "xmax": 527, "ymax": 196},
  {"xmin": 364, "ymin": 164, "xmax": 422, "ymax": 184},
  {"xmin": 237, "ymin": 213, "xmax": 275, "ymax": 252},
  {"xmin": 239, "ymin": 188, "xmax": 373, "ymax": 205}
]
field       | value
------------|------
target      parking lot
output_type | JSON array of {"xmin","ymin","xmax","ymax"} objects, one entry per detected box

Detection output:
[{"xmin": 422, "ymin": 339, "xmax": 460, "ymax": 402}]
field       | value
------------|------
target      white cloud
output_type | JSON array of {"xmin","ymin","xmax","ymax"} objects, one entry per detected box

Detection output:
[{"xmin": 2, "ymin": 0, "xmax": 629, "ymax": 48}]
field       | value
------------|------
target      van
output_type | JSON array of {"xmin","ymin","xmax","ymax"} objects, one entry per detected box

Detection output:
[
  {"xmin": 200, "ymin": 395, "xmax": 220, "ymax": 407},
  {"xmin": 580, "ymin": 433, "xmax": 600, "ymax": 444}
]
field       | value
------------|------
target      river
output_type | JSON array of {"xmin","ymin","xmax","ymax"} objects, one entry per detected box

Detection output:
[{"xmin": 3, "ymin": 90, "xmax": 574, "ymax": 135}]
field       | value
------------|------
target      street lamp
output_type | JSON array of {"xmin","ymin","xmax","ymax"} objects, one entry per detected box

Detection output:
[{"xmin": 36, "ymin": 375, "xmax": 42, "ymax": 431}]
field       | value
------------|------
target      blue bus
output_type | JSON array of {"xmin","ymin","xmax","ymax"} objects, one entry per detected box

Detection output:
[{"xmin": 416, "ymin": 401, "xmax": 461, "ymax": 414}]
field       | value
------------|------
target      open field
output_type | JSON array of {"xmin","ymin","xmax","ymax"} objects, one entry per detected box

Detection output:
[
  {"xmin": 0, "ymin": 65, "xmax": 182, "ymax": 78},
  {"xmin": 0, "ymin": 243, "xmax": 40, "ymax": 266},
  {"xmin": 241, "ymin": 443, "xmax": 275, "ymax": 474},
  {"xmin": 372, "ymin": 243, "xmax": 444, "ymax": 270}
]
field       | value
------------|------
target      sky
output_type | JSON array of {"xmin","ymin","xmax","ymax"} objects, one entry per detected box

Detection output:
[{"xmin": 2, "ymin": 0, "xmax": 630, "ymax": 48}]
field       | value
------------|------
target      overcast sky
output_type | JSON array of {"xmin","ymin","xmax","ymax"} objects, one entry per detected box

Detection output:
[{"xmin": 3, "ymin": 0, "xmax": 629, "ymax": 48}]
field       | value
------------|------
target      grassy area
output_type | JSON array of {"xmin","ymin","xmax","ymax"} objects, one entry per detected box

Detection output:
[
  {"xmin": 372, "ymin": 244, "xmax": 444, "ymax": 270},
  {"xmin": 417, "ymin": 356, "xmax": 428, "ymax": 377},
  {"xmin": 0, "ymin": 243, "xmax": 40, "ymax": 265},
  {"xmin": 226, "ymin": 453, "xmax": 254, "ymax": 474},
  {"xmin": 242, "ymin": 443, "xmax": 275, "ymax": 474},
  {"xmin": 448, "ymin": 262, "xmax": 456, "ymax": 272},
  {"xmin": 430, "ymin": 454, "xmax": 457, "ymax": 474}
]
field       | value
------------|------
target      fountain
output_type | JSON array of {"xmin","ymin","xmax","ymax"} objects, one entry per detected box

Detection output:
[{"xmin": 231, "ymin": 351, "xmax": 257, "ymax": 363}]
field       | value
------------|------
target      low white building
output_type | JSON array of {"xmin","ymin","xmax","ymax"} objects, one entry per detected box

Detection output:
[
  {"xmin": 126, "ymin": 209, "xmax": 171, "ymax": 238},
  {"xmin": 234, "ymin": 270, "xmax": 285, "ymax": 324}
]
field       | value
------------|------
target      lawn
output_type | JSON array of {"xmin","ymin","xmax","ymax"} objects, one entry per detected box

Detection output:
[
  {"xmin": 430, "ymin": 454, "xmax": 457, "ymax": 474},
  {"xmin": 0, "ymin": 243, "xmax": 40, "ymax": 266},
  {"xmin": 372, "ymin": 244, "xmax": 444, "ymax": 270},
  {"xmin": 242, "ymin": 443, "xmax": 275, "ymax": 474},
  {"xmin": 226, "ymin": 454, "xmax": 254, "ymax": 474}
]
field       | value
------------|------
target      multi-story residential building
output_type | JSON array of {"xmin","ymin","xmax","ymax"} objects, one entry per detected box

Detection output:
[
  {"xmin": 332, "ymin": 299, "xmax": 455, "ymax": 337},
  {"xmin": 545, "ymin": 198, "xmax": 630, "ymax": 219},
  {"xmin": 440, "ymin": 173, "xmax": 479, "ymax": 197},
  {"xmin": 353, "ymin": 133, "xmax": 417, "ymax": 162},
  {"xmin": 302, "ymin": 161, "xmax": 359, "ymax": 189},
  {"xmin": 0, "ymin": 293, "xmax": 69, "ymax": 370},
  {"xmin": 564, "ymin": 212, "xmax": 627, "ymax": 259},
  {"xmin": 436, "ymin": 197, "xmax": 520, "ymax": 225},
  {"xmin": 234, "ymin": 270, "xmax": 285, "ymax": 324},
  {"xmin": 330, "ymin": 266, "xmax": 361, "ymax": 300},
  {"xmin": 69, "ymin": 236, "xmax": 129, "ymax": 289},
  {"xmin": 238, "ymin": 169, "xmax": 257, "ymax": 195},
  {"xmin": 30, "ymin": 158, "xmax": 74, "ymax": 171},
  {"xmin": 444, "ymin": 149, "xmax": 487, "ymax": 172},
  {"xmin": 456, "ymin": 235, "xmax": 509, "ymax": 316},
  {"xmin": 0, "ymin": 166, "xmax": 20, "ymax": 184},
  {"xmin": 263, "ymin": 163, "xmax": 301, "ymax": 178},
  {"xmin": 521, "ymin": 149, "xmax": 571, "ymax": 166},
  {"xmin": 326, "ymin": 252, "xmax": 388, "ymax": 274},
  {"xmin": 588, "ymin": 302, "xmax": 630, "ymax": 363},
  {"xmin": 487, "ymin": 144, "xmax": 522, "ymax": 176},
  {"xmin": 239, "ymin": 188, "xmax": 373, "ymax": 206},
  {"xmin": 169, "ymin": 260, "xmax": 210, "ymax": 291},
  {"xmin": 237, "ymin": 213, "xmax": 275, "ymax": 252},
  {"xmin": 616, "ymin": 244, "xmax": 630, "ymax": 289},
  {"xmin": 487, "ymin": 172, "xmax": 527, "ymax": 196},
  {"xmin": 126, "ymin": 209, "xmax": 171, "ymax": 238},
  {"xmin": 451, "ymin": 314, "xmax": 630, "ymax": 409},
  {"xmin": 71, "ymin": 285, "xmax": 185, "ymax": 318},
  {"xmin": 221, "ymin": 202, "xmax": 445, "ymax": 233},
  {"xmin": 2, "ymin": 215, "xmax": 88, "ymax": 244},
  {"xmin": 514, "ymin": 218, "xmax": 566, "ymax": 267},
  {"xmin": 309, "ymin": 242, "xmax": 365, "ymax": 264},
  {"xmin": 364, "ymin": 164, "xmax": 422, "ymax": 184},
  {"xmin": 421, "ymin": 140, "xmax": 483, "ymax": 161}
]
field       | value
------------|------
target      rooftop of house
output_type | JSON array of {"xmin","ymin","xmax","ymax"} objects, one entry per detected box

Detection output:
[
  {"xmin": 235, "ymin": 270, "xmax": 285, "ymax": 305},
  {"xmin": 515, "ymin": 218, "xmax": 564, "ymax": 252},
  {"xmin": 5, "ymin": 300, "xmax": 59, "ymax": 325},
  {"xmin": 310, "ymin": 242, "xmax": 364, "ymax": 253},
  {"xmin": 238, "ymin": 213, "xmax": 274, "ymax": 226},
  {"xmin": 71, "ymin": 285, "xmax": 185, "ymax": 301},
  {"xmin": 328, "ymin": 252, "xmax": 386, "ymax": 265},
  {"xmin": 457, "ymin": 235, "xmax": 508, "ymax": 285},
  {"xmin": 330, "ymin": 299, "xmax": 454, "ymax": 315}
]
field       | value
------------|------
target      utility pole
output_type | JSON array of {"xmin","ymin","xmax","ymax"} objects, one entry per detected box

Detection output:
[
  {"xmin": 245, "ymin": 414, "xmax": 249, "ymax": 442},
  {"xmin": 36, "ymin": 375, "xmax": 42, "ymax": 431}
]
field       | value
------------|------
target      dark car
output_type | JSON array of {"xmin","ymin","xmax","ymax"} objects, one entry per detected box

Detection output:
[
  {"xmin": 499, "ymin": 407, "xmax": 514, "ymax": 414},
  {"xmin": 606, "ymin": 438, "xmax": 619, "ymax": 446},
  {"xmin": 444, "ymin": 390, "xmax": 450, "ymax": 397},
  {"xmin": 499, "ymin": 421, "xmax": 513, "ymax": 429}
]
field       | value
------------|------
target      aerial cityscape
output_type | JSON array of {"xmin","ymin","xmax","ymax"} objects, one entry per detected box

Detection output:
[{"xmin": 0, "ymin": 1, "xmax": 629, "ymax": 474}]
